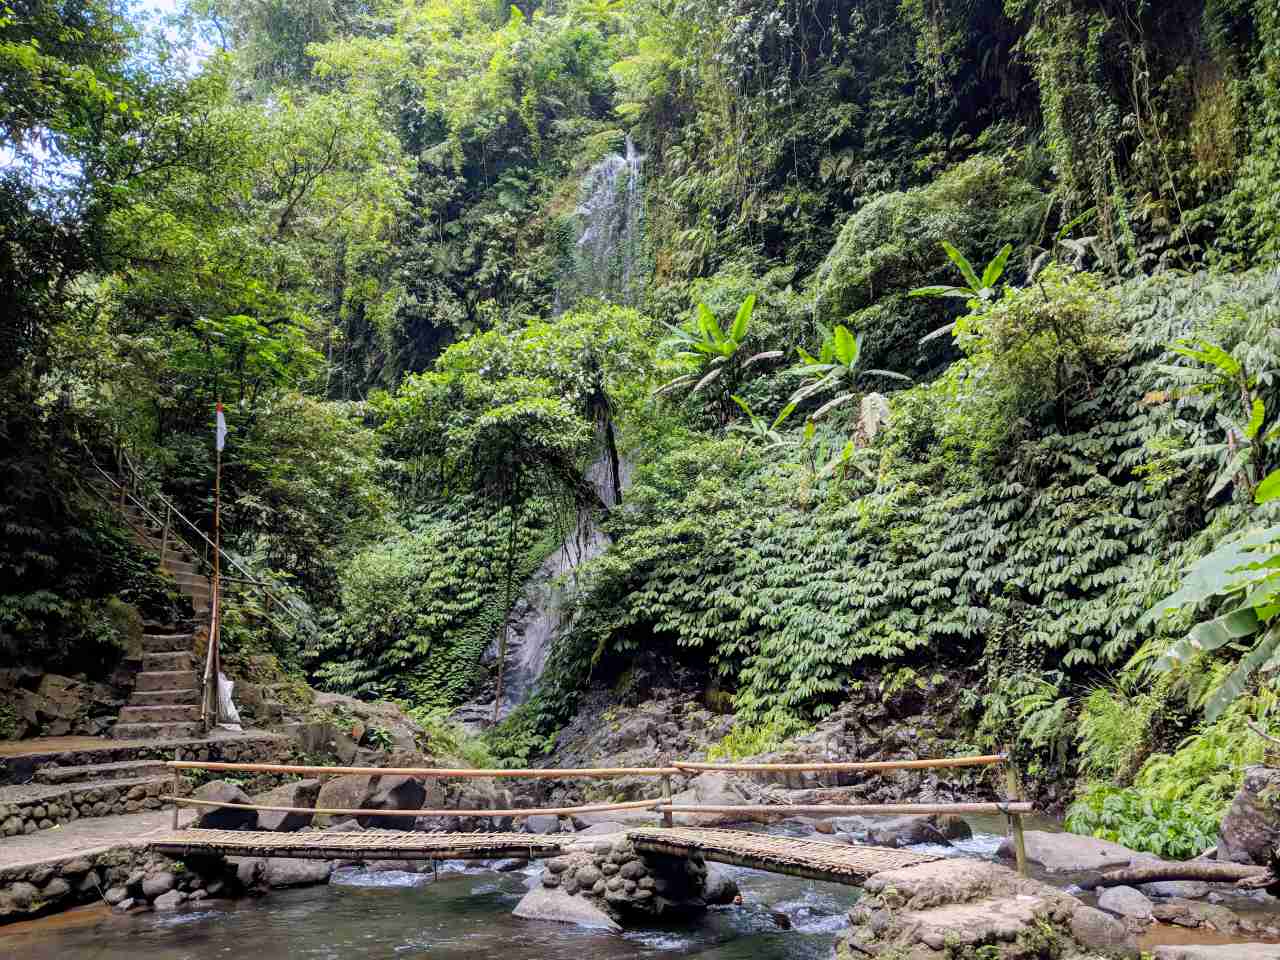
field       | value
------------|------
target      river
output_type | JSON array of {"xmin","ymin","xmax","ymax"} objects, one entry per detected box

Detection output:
[{"xmin": 0, "ymin": 860, "xmax": 861, "ymax": 959}]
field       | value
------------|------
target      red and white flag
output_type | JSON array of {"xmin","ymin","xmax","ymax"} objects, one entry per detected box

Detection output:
[{"xmin": 215, "ymin": 402, "xmax": 227, "ymax": 452}]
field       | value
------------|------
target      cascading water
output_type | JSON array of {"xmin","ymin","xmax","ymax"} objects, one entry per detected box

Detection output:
[
  {"xmin": 451, "ymin": 454, "xmax": 632, "ymax": 728},
  {"xmin": 558, "ymin": 134, "xmax": 646, "ymax": 309}
]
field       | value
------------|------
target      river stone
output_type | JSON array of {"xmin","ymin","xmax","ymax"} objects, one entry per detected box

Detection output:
[
  {"xmin": 1218, "ymin": 765, "xmax": 1280, "ymax": 864},
  {"xmin": 264, "ymin": 858, "xmax": 333, "ymax": 888},
  {"xmin": 104, "ymin": 885, "xmax": 129, "ymax": 906},
  {"xmin": 703, "ymin": 865, "xmax": 739, "ymax": 905},
  {"xmin": 254, "ymin": 779, "xmax": 321, "ymax": 832},
  {"xmin": 575, "ymin": 821, "xmax": 627, "ymax": 836},
  {"xmin": 671, "ymin": 772, "xmax": 760, "ymax": 827},
  {"xmin": 575, "ymin": 865, "xmax": 601, "ymax": 887},
  {"xmin": 153, "ymin": 890, "xmax": 186, "ymax": 911},
  {"xmin": 525, "ymin": 814, "xmax": 560, "ymax": 834},
  {"xmin": 1153, "ymin": 947, "xmax": 1280, "ymax": 960},
  {"xmin": 141, "ymin": 871, "xmax": 176, "ymax": 899},
  {"xmin": 868, "ymin": 816, "xmax": 951, "ymax": 848},
  {"xmin": 359, "ymin": 775, "xmax": 426, "ymax": 831},
  {"xmin": 513, "ymin": 885, "xmax": 621, "ymax": 930},
  {"xmin": 997, "ymin": 830, "xmax": 1137, "ymax": 873},
  {"xmin": 315, "ymin": 775, "xmax": 373, "ymax": 822},
  {"xmin": 619, "ymin": 860, "xmax": 646, "ymax": 880},
  {"xmin": 1139, "ymin": 879, "xmax": 1212, "ymax": 899},
  {"xmin": 194, "ymin": 780, "xmax": 258, "ymax": 830},
  {"xmin": 1097, "ymin": 884, "xmax": 1153, "ymax": 919},
  {"xmin": 1070, "ymin": 905, "xmax": 1137, "ymax": 955},
  {"xmin": 41, "ymin": 878, "xmax": 71, "ymax": 900}
]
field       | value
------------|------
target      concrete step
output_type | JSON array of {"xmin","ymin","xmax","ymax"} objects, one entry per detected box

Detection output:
[
  {"xmin": 112, "ymin": 721, "xmax": 205, "ymax": 740},
  {"xmin": 134, "ymin": 670, "xmax": 197, "ymax": 693},
  {"xmin": 130, "ymin": 687, "xmax": 200, "ymax": 706},
  {"xmin": 34, "ymin": 759, "xmax": 171, "ymax": 785},
  {"xmin": 0, "ymin": 776, "xmax": 177, "ymax": 825},
  {"xmin": 165, "ymin": 559, "xmax": 197, "ymax": 576},
  {"xmin": 142, "ymin": 650, "xmax": 194, "ymax": 672},
  {"xmin": 119, "ymin": 704, "xmax": 200, "ymax": 724},
  {"xmin": 174, "ymin": 571, "xmax": 210, "ymax": 589},
  {"xmin": 142, "ymin": 633, "xmax": 193, "ymax": 653}
]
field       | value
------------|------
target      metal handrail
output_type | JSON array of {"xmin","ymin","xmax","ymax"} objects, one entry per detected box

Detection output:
[{"xmin": 82, "ymin": 440, "xmax": 314, "ymax": 643}]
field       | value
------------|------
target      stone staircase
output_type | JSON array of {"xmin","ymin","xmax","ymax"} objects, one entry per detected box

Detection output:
[{"xmin": 113, "ymin": 624, "xmax": 204, "ymax": 740}]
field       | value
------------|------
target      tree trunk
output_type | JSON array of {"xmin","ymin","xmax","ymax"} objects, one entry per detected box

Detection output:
[{"xmin": 1086, "ymin": 861, "xmax": 1268, "ymax": 889}]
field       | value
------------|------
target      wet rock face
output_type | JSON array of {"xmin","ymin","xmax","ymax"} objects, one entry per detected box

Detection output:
[
  {"xmin": 1218, "ymin": 765, "xmax": 1280, "ymax": 865},
  {"xmin": 835, "ymin": 859, "xmax": 1138, "ymax": 960}
]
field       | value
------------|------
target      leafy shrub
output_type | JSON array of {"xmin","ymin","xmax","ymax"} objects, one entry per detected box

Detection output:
[
  {"xmin": 707, "ymin": 717, "xmax": 811, "ymax": 761},
  {"xmin": 1065, "ymin": 784, "xmax": 1220, "ymax": 859},
  {"xmin": 1075, "ymin": 685, "xmax": 1158, "ymax": 783},
  {"xmin": 310, "ymin": 497, "xmax": 557, "ymax": 705},
  {"xmin": 810, "ymin": 155, "xmax": 1049, "ymax": 374}
]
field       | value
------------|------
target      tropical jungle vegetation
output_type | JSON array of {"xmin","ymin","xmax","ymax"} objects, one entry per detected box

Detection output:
[{"xmin": 6, "ymin": 0, "xmax": 1280, "ymax": 855}]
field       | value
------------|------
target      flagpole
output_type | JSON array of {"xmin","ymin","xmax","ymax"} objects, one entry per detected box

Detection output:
[{"xmin": 206, "ymin": 401, "xmax": 225, "ymax": 731}]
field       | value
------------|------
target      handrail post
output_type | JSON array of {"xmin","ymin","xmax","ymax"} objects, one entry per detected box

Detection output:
[
  {"xmin": 1004, "ymin": 751, "xmax": 1027, "ymax": 877},
  {"xmin": 159, "ymin": 503, "xmax": 171, "ymax": 568},
  {"xmin": 171, "ymin": 749, "xmax": 180, "ymax": 830},
  {"xmin": 661, "ymin": 772, "xmax": 673, "ymax": 828}
]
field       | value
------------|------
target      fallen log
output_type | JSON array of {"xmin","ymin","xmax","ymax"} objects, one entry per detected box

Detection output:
[{"xmin": 1085, "ymin": 861, "xmax": 1269, "ymax": 889}]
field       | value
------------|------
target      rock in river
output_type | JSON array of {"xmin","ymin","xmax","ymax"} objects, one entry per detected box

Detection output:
[{"xmin": 513, "ymin": 885, "xmax": 621, "ymax": 931}]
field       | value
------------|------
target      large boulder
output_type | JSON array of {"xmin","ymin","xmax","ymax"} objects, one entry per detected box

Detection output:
[
  {"xmin": 1218, "ymin": 765, "xmax": 1280, "ymax": 865},
  {"xmin": 1096, "ymin": 884, "xmax": 1153, "ymax": 920},
  {"xmin": 358, "ymin": 775, "xmax": 426, "ymax": 830},
  {"xmin": 1153, "ymin": 948, "xmax": 1280, "ymax": 960},
  {"xmin": 512, "ymin": 885, "xmax": 621, "ymax": 931},
  {"xmin": 194, "ymin": 780, "xmax": 258, "ymax": 830},
  {"xmin": 254, "ymin": 779, "xmax": 321, "ymax": 832},
  {"xmin": 996, "ymin": 830, "xmax": 1137, "ymax": 873},
  {"xmin": 314, "ymin": 775, "xmax": 373, "ymax": 823},
  {"xmin": 866, "ymin": 816, "xmax": 952, "ymax": 848},
  {"xmin": 264, "ymin": 858, "xmax": 333, "ymax": 888},
  {"xmin": 672, "ymin": 772, "xmax": 762, "ymax": 826},
  {"xmin": 702, "ymin": 865, "xmax": 739, "ymax": 905}
]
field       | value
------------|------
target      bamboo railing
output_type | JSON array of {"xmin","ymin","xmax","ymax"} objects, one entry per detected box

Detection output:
[{"xmin": 166, "ymin": 750, "xmax": 1031, "ymax": 875}]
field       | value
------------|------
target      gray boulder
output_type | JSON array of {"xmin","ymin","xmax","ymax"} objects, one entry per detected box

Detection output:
[
  {"xmin": 702, "ymin": 864, "xmax": 739, "ymax": 905},
  {"xmin": 867, "ymin": 816, "xmax": 951, "ymax": 848},
  {"xmin": 194, "ymin": 780, "xmax": 257, "ymax": 830},
  {"xmin": 1069, "ymin": 905, "xmax": 1137, "ymax": 955},
  {"xmin": 997, "ymin": 830, "xmax": 1137, "ymax": 873},
  {"xmin": 512, "ymin": 885, "xmax": 621, "ymax": 931},
  {"xmin": 314, "ymin": 775, "xmax": 373, "ymax": 823},
  {"xmin": 525, "ymin": 814, "xmax": 561, "ymax": 834},
  {"xmin": 141, "ymin": 871, "xmax": 176, "ymax": 899},
  {"xmin": 358, "ymin": 775, "xmax": 426, "ymax": 830},
  {"xmin": 1097, "ymin": 884, "xmax": 1153, "ymax": 919},
  {"xmin": 1218, "ymin": 765, "xmax": 1280, "ymax": 864},
  {"xmin": 152, "ymin": 890, "xmax": 186, "ymax": 910},
  {"xmin": 263, "ymin": 858, "xmax": 333, "ymax": 888},
  {"xmin": 255, "ymin": 779, "xmax": 321, "ymax": 832}
]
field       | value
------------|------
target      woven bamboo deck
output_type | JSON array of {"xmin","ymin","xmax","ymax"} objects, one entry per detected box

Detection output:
[
  {"xmin": 149, "ymin": 829, "xmax": 567, "ymax": 861},
  {"xmin": 628, "ymin": 827, "xmax": 942, "ymax": 885},
  {"xmin": 150, "ymin": 826, "xmax": 941, "ymax": 886}
]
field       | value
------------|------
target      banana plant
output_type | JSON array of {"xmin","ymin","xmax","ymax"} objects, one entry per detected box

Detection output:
[
  {"xmin": 728, "ymin": 396, "xmax": 797, "ymax": 451},
  {"xmin": 1147, "ymin": 467, "xmax": 1280, "ymax": 721},
  {"xmin": 785, "ymin": 324, "xmax": 909, "ymax": 420},
  {"xmin": 655, "ymin": 294, "xmax": 782, "ymax": 425},
  {"xmin": 909, "ymin": 241, "xmax": 1014, "ymax": 344},
  {"xmin": 1159, "ymin": 338, "xmax": 1278, "ymax": 501},
  {"xmin": 800, "ymin": 420, "xmax": 873, "ymax": 481}
]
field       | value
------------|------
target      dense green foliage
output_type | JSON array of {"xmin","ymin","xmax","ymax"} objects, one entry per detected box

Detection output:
[{"xmin": 7, "ymin": 0, "xmax": 1280, "ymax": 848}]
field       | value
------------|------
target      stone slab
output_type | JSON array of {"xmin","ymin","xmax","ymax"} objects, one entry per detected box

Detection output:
[{"xmin": 513, "ymin": 884, "xmax": 621, "ymax": 931}]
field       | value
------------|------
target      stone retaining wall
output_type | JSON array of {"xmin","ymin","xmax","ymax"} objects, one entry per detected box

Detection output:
[{"xmin": 1, "ymin": 780, "xmax": 177, "ymax": 837}]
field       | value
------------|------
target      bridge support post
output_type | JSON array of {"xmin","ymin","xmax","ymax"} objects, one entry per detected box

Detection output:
[
  {"xmin": 171, "ymin": 749, "xmax": 180, "ymax": 830},
  {"xmin": 1004, "ymin": 753, "xmax": 1027, "ymax": 877},
  {"xmin": 661, "ymin": 773, "xmax": 673, "ymax": 828}
]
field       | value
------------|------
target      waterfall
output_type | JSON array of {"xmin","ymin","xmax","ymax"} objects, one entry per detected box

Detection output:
[
  {"xmin": 559, "ymin": 135, "xmax": 646, "ymax": 309},
  {"xmin": 450, "ymin": 455, "xmax": 633, "ymax": 729}
]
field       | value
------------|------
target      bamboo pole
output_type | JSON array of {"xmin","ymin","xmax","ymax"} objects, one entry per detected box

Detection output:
[
  {"xmin": 173, "ymin": 797, "xmax": 663, "ymax": 819},
  {"xmin": 171, "ymin": 748, "xmax": 180, "ymax": 829},
  {"xmin": 166, "ymin": 760, "xmax": 682, "ymax": 778},
  {"xmin": 661, "ymin": 773, "xmax": 673, "ymax": 828},
  {"xmin": 656, "ymin": 803, "xmax": 1035, "ymax": 816},
  {"xmin": 1004, "ymin": 753, "xmax": 1028, "ymax": 877},
  {"xmin": 673, "ymin": 755, "xmax": 1008, "ymax": 774},
  {"xmin": 159, "ymin": 504, "xmax": 171, "ymax": 568}
]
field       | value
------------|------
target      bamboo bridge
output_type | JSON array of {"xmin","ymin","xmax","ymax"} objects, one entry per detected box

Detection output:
[{"xmin": 147, "ymin": 753, "xmax": 1033, "ymax": 887}]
